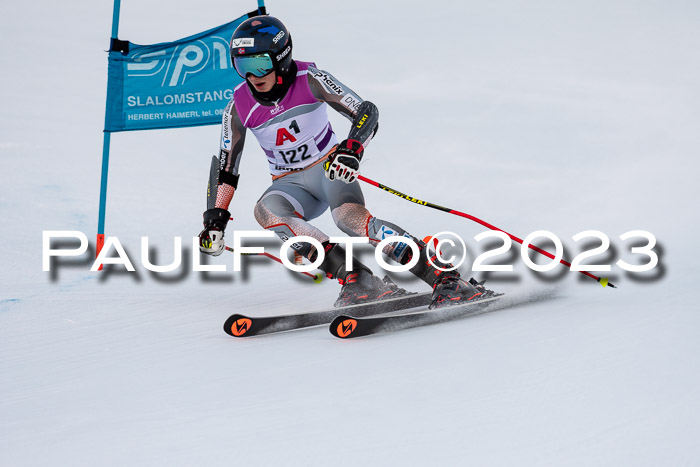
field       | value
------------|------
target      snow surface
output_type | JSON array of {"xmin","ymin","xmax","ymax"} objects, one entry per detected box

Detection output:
[{"xmin": 2, "ymin": 0, "xmax": 700, "ymax": 465}]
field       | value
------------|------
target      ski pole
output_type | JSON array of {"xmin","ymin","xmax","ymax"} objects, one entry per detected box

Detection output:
[
  {"xmin": 224, "ymin": 246, "xmax": 324, "ymax": 283},
  {"xmin": 358, "ymin": 175, "xmax": 615, "ymax": 288}
]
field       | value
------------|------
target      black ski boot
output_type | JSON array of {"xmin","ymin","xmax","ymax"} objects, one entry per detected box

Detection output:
[
  {"xmin": 316, "ymin": 243, "xmax": 408, "ymax": 308},
  {"xmin": 406, "ymin": 239, "xmax": 496, "ymax": 309},
  {"xmin": 334, "ymin": 271, "xmax": 408, "ymax": 308},
  {"xmin": 430, "ymin": 274, "xmax": 496, "ymax": 308}
]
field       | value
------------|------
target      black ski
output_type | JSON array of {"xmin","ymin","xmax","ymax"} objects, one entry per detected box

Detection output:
[
  {"xmin": 329, "ymin": 294, "xmax": 504, "ymax": 339},
  {"xmin": 224, "ymin": 292, "xmax": 431, "ymax": 337}
]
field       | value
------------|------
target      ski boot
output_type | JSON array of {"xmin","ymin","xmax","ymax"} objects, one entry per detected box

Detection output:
[
  {"xmin": 334, "ymin": 271, "xmax": 408, "ymax": 308},
  {"xmin": 405, "ymin": 238, "xmax": 496, "ymax": 309},
  {"xmin": 430, "ymin": 274, "xmax": 496, "ymax": 309},
  {"xmin": 316, "ymin": 242, "xmax": 408, "ymax": 308}
]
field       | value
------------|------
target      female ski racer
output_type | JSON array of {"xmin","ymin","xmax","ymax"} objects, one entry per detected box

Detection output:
[{"xmin": 199, "ymin": 15, "xmax": 493, "ymax": 308}]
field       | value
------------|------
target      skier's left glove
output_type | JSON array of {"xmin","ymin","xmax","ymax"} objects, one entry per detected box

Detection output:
[
  {"xmin": 199, "ymin": 208, "xmax": 230, "ymax": 256},
  {"xmin": 324, "ymin": 139, "xmax": 364, "ymax": 184}
]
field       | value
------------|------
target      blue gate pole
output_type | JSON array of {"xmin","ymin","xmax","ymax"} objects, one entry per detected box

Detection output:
[{"xmin": 96, "ymin": 0, "xmax": 122, "ymax": 266}]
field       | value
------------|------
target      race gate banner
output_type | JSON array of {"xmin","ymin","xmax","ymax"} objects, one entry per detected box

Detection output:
[{"xmin": 105, "ymin": 14, "xmax": 255, "ymax": 132}]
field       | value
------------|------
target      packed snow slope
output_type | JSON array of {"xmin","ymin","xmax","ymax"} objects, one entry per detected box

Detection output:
[{"xmin": 2, "ymin": 0, "xmax": 699, "ymax": 465}]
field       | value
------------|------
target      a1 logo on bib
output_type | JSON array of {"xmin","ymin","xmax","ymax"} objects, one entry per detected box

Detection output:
[
  {"xmin": 276, "ymin": 128, "xmax": 297, "ymax": 146},
  {"xmin": 276, "ymin": 120, "xmax": 301, "ymax": 146}
]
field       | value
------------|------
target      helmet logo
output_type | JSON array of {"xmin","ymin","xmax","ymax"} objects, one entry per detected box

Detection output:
[
  {"xmin": 276, "ymin": 45, "xmax": 291, "ymax": 62},
  {"xmin": 237, "ymin": 48, "xmax": 245, "ymax": 55},
  {"xmin": 258, "ymin": 25, "xmax": 280, "ymax": 35},
  {"xmin": 272, "ymin": 31, "xmax": 285, "ymax": 44},
  {"xmin": 232, "ymin": 38, "xmax": 254, "ymax": 48}
]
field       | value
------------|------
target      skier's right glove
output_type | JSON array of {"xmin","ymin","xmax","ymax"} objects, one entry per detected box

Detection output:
[{"xmin": 199, "ymin": 208, "xmax": 231, "ymax": 256}]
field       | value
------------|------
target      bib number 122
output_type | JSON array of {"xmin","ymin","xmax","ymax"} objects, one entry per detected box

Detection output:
[{"xmin": 278, "ymin": 144, "xmax": 309, "ymax": 164}]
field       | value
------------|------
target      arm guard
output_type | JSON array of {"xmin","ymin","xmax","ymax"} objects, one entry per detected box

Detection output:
[{"xmin": 347, "ymin": 100, "xmax": 379, "ymax": 149}]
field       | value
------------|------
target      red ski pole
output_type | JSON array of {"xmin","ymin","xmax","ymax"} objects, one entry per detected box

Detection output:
[{"xmin": 357, "ymin": 175, "xmax": 615, "ymax": 288}]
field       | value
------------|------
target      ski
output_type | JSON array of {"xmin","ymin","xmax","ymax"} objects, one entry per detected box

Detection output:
[
  {"xmin": 329, "ymin": 294, "xmax": 505, "ymax": 339},
  {"xmin": 223, "ymin": 292, "xmax": 432, "ymax": 337}
]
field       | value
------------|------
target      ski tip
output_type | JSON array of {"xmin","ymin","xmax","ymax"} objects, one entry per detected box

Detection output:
[
  {"xmin": 329, "ymin": 315, "xmax": 359, "ymax": 339},
  {"xmin": 223, "ymin": 314, "xmax": 254, "ymax": 337}
]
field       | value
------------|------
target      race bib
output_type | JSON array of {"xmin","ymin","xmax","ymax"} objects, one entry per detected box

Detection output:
[{"xmin": 272, "ymin": 137, "xmax": 320, "ymax": 170}]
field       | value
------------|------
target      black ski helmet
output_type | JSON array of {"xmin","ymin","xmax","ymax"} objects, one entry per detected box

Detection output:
[{"xmin": 230, "ymin": 16, "xmax": 293, "ymax": 78}]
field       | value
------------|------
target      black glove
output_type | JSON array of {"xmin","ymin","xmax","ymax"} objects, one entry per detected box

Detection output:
[
  {"xmin": 199, "ymin": 208, "xmax": 231, "ymax": 256},
  {"xmin": 324, "ymin": 139, "xmax": 364, "ymax": 183}
]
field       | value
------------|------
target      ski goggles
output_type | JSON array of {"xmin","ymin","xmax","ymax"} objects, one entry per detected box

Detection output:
[{"xmin": 233, "ymin": 53, "xmax": 274, "ymax": 78}]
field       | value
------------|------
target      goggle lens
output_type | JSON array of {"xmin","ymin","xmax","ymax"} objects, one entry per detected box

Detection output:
[{"xmin": 233, "ymin": 54, "xmax": 274, "ymax": 78}]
